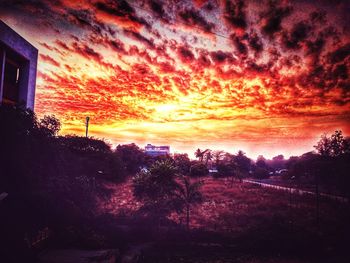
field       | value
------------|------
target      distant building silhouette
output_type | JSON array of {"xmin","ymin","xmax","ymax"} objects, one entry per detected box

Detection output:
[
  {"xmin": 145, "ymin": 144, "xmax": 170, "ymax": 156},
  {"xmin": 0, "ymin": 20, "xmax": 38, "ymax": 110}
]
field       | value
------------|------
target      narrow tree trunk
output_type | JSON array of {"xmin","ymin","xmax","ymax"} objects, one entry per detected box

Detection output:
[{"xmin": 186, "ymin": 204, "xmax": 190, "ymax": 230}]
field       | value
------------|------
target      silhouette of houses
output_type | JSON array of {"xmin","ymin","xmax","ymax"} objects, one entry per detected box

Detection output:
[
  {"xmin": 0, "ymin": 20, "xmax": 38, "ymax": 110},
  {"xmin": 145, "ymin": 144, "xmax": 170, "ymax": 156}
]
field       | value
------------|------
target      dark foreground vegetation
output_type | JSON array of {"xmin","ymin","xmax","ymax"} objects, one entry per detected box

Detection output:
[{"xmin": 1, "ymin": 105, "xmax": 349, "ymax": 262}]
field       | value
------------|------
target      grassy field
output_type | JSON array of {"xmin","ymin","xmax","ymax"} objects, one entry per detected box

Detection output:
[{"xmin": 98, "ymin": 177, "xmax": 350, "ymax": 262}]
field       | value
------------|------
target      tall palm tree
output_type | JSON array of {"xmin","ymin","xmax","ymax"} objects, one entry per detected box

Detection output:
[
  {"xmin": 195, "ymin": 148, "xmax": 202, "ymax": 162},
  {"xmin": 204, "ymin": 150, "xmax": 212, "ymax": 166},
  {"xmin": 195, "ymin": 148, "xmax": 210, "ymax": 163},
  {"xmin": 212, "ymin": 150, "xmax": 224, "ymax": 166},
  {"xmin": 176, "ymin": 176, "xmax": 203, "ymax": 230}
]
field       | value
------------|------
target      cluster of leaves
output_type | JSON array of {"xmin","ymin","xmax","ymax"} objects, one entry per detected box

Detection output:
[
  {"xmin": 314, "ymin": 130, "xmax": 350, "ymax": 157},
  {"xmin": 0, "ymin": 105, "xmax": 122, "ymax": 261},
  {"xmin": 280, "ymin": 131, "xmax": 350, "ymax": 195},
  {"xmin": 133, "ymin": 160, "xmax": 203, "ymax": 229}
]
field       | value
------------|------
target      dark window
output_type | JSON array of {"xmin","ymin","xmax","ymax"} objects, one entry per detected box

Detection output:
[{"xmin": 2, "ymin": 57, "xmax": 20, "ymax": 105}]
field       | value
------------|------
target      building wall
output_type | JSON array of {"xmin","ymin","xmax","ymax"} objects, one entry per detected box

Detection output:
[
  {"xmin": 0, "ymin": 20, "xmax": 38, "ymax": 110},
  {"xmin": 145, "ymin": 144, "xmax": 170, "ymax": 156}
]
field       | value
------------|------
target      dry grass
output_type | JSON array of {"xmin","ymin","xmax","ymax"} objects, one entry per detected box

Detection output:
[
  {"xmin": 96, "ymin": 176, "xmax": 349, "ymax": 262},
  {"xmin": 98, "ymin": 177, "xmax": 348, "ymax": 234}
]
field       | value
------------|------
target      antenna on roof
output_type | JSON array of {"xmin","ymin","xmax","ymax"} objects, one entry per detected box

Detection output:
[{"xmin": 85, "ymin": 116, "xmax": 90, "ymax": 137}]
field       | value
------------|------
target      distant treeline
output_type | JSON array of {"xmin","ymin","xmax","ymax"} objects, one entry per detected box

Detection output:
[
  {"xmin": 1, "ymin": 105, "xmax": 349, "ymax": 199},
  {"xmin": 1, "ymin": 105, "xmax": 350, "ymax": 261}
]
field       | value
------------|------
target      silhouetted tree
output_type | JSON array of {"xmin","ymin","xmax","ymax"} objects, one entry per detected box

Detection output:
[
  {"xmin": 194, "ymin": 148, "xmax": 209, "ymax": 163},
  {"xmin": 212, "ymin": 150, "xmax": 225, "ymax": 166},
  {"xmin": 39, "ymin": 115, "xmax": 61, "ymax": 137},
  {"xmin": 175, "ymin": 176, "xmax": 203, "ymax": 230},
  {"xmin": 174, "ymin": 153, "xmax": 191, "ymax": 175},
  {"xmin": 218, "ymin": 161, "xmax": 236, "ymax": 186},
  {"xmin": 270, "ymin": 154, "xmax": 285, "ymax": 169},
  {"xmin": 0, "ymin": 105, "xmax": 113, "ymax": 262},
  {"xmin": 133, "ymin": 160, "xmax": 180, "ymax": 223},
  {"xmin": 58, "ymin": 135, "xmax": 111, "ymax": 154},
  {"xmin": 204, "ymin": 150, "xmax": 212, "ymax": 165},
  {"xmin": 233, "ymin": 150, "xmax": 252, "ymax": 178},
  {"xmin": 190, "ymin": 161, "xmax": 209, "ymax": 177},
  {"xmin": 315, "ymin": 130, "xmax": 349, "ymax": 157},
  {"xmin": 256, "ymin": 155, "xmax": 268, "ymax": 169},
  {"xmin": 253, "ymin": 155, "xmax": 269, "ymax": 179},
  {"xmin": 115, "ymin": 143, "xmax": 145, "ymax": 174}
]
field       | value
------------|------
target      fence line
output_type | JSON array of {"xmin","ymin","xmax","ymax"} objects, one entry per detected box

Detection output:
[{"xmin": 243, "ymin": 180, "xmax": 348, "ymax": 203}]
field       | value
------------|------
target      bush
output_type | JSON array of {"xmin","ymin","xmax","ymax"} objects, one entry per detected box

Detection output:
[
  {"xmin": 253, "ymin": 167, "xmax": 269, "ymax": 179},
  {"xmin": 133, "ymin": 160, "xmax": 180, "ymax": 220},
  {"xmin": 190, "ymin": 162, "xmax": 209, "ymax": 177}
]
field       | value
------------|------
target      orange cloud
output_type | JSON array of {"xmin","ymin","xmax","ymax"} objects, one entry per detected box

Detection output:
[{"xmin": 1, "ymin": 0, "xmax": 349, "ymax": 158}]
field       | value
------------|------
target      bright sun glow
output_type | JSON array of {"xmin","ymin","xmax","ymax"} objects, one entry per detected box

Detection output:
[{"xmin": 3, "ymin": 0, "xmax": 348, "ymax": 159}]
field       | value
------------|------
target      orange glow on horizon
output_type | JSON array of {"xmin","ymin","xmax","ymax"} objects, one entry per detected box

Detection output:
[{"xmin": 1, "ymin": 0, "xmax": 349, "ymax": 159}]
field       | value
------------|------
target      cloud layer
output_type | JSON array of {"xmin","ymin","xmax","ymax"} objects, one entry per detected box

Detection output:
[{"xmin": 1, "ymin": 0, "xmax": 349, "ymax": 158}]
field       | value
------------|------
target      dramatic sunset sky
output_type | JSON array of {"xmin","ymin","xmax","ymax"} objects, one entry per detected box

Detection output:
[{"xmin": 1, "ymin": 0, "xmax": 349, "ymax": 158}]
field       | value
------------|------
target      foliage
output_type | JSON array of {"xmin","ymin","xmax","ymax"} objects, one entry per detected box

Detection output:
[
  {"xmin": 144, "ymin": 153, "xmax": 173, "ymax": 167},
  {"xmin": 194, "ymin": 148, "xmax": 209, "ymax": 163},
  {"xmin": 39, "ymin": 115, "xmax": 61, "ymax": 137},
  {"xmin": 58, "ymin": 135, "xmax": 112, "ymax": 154},
  {"xmin": 286, "ymin": 149, "xmax": 350, "ymax": 196},
  {"xmin": 133, "ymin": 160, "xmax": 204, "ymax": 229},
  {"xmin": 217, "ymin": 161, "xmax": 235, "ymax": 177},
  {"xmin": 256, "ymin": 155, "xmax": 268, "ymax": 169},
  {"xmin": 174, "ymin": 153, "xmax": 191, "ymax": 175},
  {"xmin": 133, "ymin": 160, "xmax": 180, "ymax": 219},
  {"xmin": 203, "ymin": 150, "xmax": 213, "ymax": 165},
  {"xmin": 314, "ymin": 130, "xmax": 350, "ymax": 157},
  {"xmin": 253, "ymin": 167, "xmax": 269, "ymax": 179},
  {"xmin": 175, "ymin": 176, "xmax": 203, "ymax": 229},
  {"xmin": 233, "ymin": 150, "xmax": 252, "ymax": 175},
  {"xmin": 190, "ymin": 161, "xmax": 209, "ymax": 177},
  {"xmin": 0, "ymin": 105, "xmax": 115, "ymax": 261},
  {"xmin": 212, "ymin": 150, "xmax": 225, "ymax": 166},
  {"xmin": 115, "ymin": 143, "xmax": 145, "ymax": 174}
]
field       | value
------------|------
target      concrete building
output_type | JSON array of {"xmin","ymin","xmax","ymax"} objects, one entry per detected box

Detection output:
[
  {"xmin": 145, "ymin": 144, "xmax": 170, "ymax": 156},
  {"xmin": 0, "ymin": 20, "xmax": 38, "ymax": 110}
]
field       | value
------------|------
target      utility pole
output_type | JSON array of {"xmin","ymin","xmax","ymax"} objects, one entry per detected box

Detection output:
[{"xmin": 85, "ymin": 116, "xmax": 90, "ymax": 137}]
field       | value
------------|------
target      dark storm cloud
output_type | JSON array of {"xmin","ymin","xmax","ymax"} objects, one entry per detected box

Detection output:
[
  {"xmin": 309, "ymin": 10, "xmax": 327, "ymax": 24},
  {"xmin": 178, "ymin": 46, "xmax": 195, "ymax": 63},
  {"xmin": 147, "ymin": 0, "xmax": 169, "ymax": 22},
  {"xmin": 123, "ymin": 29, "xmax": 155, "ymax": 48},
  {"xmin": 109, "ymin": 39, "xmax": 127, "ymax": 53},
  {"xmin": 282, "ymin": 21, "xmax": 312, "ymax": 50},
  {"xmin": 332, "ymin": 64, "xmax": 348, "ymax": 80},
  {"xmin": 246, "ymin": 60, "xmax": 269, "ymax": 74},
  {"xmin": 197, "ymin": 50, "xmax": 212, "ymax": 67},
  {"xmin": 231, "ymin": 34, "xmax": 248, "ymax": 56},
  {"xmin": 328, "ymin": 43, "xmax": 350, "ymax": 64},
  {"xmin": 178, "ymin": 8, "xmax": 215, "ymax": 32},
  {"xmin": 67, "ymin": 9, "xmax": 95, "ymax": 28},
  {"xmin": 94, "ymin": 0, "xmax": 133, "ymax": 16},
  {"xmin": 210, "ymin": 50, "xmax": 233, "ymax": 64},
  {"xmin": 94, "ymin": 0, "xmax": 151, "ymax": 29},
  {"xmin": 3, "ymin": 0, "xmax": 350, "ymax": 115},
  {"xmin": 72, "ymin": 42, "xmax": 104, "ymax": 61},
  {"xmin": 223, "ymin": 0, "xmax": 247, "ymax": 30},
  {"xmin": 305, "ymin": 38, "xmax": 325, "ymax": 56},
  {"xmin": 260, "ymin": 0, "xmax": 293, "ymax": 37},
  {"xmin": 248, "ymin": 31, "xmax": 263, "ymax": 53}
]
